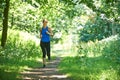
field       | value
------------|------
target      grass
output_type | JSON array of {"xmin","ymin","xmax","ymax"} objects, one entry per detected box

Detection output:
[
  {"xmin": 59, "ymin": 36, "xmax": 120, "ymax": 80},
  {"xmin": 59, "ymin": 56, "xmax": 120, "ymax": 80},
  {"xmin": 0, "ymin": 29, "xmax": 42, "ymax": 80}
]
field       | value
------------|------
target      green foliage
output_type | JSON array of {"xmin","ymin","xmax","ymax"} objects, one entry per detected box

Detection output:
[
  {"xmin": 79, "ymin": 15, "xmax": 120, "ymax": 42},
  {"xmin": 2, "ymin": 29, "xmax": 41, "ymax": 59},
  {"xmin": 59, "ymin": 0, "xmax": 120, "ymax": 42},
  {"xmin": 7, "ymin": 0, "xmax": 75, "ymax": 38},
  {"xmin": 98, "ymin": 0, "xmax": 120, "ymax": 21},
  {"xmin": 78, "ymin": 35, "xmax": 120, "ymax": 58},
  {"xmin": 0, "ymin": 0, "xmax": 5, "ymax": 28},
  {"xmin": 102, "ymin": 39, "xmax": 120, "ymax": 63},
  {"xmin": 0, "ymin": 0, "xmax": 4, "ymax": 17},
  {"xmin": 59, "ymin": 36, "xmax": 120, "ymax": 80},
  {"xmin": 0, "ymin": 29, "xmax": 42, "ymax": 80}
]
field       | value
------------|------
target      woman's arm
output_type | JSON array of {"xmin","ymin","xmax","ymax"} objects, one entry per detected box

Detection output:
[
  {"xmin": 46, "ymin": 27, "xmax": 53, "ymax": 36},
  {"xmin": 40, "ymin": 28, "xmax": 42, "ymax": 38}
]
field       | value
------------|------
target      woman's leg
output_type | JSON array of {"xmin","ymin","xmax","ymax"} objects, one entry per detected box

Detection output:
[
  {"xmin": 40, "ymin": 41, "xmax": 46, "ymax": 67},
  {"xmin": 46, "ymin": 42, "xmax": 50, "ymax": 60}
]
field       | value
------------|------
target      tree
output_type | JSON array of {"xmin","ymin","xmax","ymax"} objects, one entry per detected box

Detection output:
[{"xmin": 1, "ymin": 0, "xmax": 10, "ymax": 47}]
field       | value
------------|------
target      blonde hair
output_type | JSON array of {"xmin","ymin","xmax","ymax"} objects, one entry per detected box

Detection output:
[{"xmin": 43, "ymin": 19, "xmax": 48, "ymax": 23}]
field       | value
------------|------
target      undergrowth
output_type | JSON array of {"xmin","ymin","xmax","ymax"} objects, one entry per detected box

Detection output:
[{"xmin": 0, "ymin": 29, "xmax": 42, "ymax": 80}]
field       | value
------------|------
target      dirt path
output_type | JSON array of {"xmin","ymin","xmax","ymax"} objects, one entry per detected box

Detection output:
[{"xmin": 21, "ymin": 57, "xmax": 70, "ymax": 80}]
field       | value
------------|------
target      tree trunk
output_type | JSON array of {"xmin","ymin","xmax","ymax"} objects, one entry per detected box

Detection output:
[
  {"xmin": 11, "ymin": 14, "xmax": 13, "ymax": 27},
  {"xmin": 112, "ymin": 22, "xmax": 117, "ymax": 35},
  {"xmin": 106, "ymin": 21, "xmax": 111, "ymax": 36},
  {"xmin": 1, "ymin": 0, "xmax": 10, "ymax": 47}
]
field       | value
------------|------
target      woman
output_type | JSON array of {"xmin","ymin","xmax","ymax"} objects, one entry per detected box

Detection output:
[{"xmin": 40, "ymin": 19, "xmax": 53, "ymax": 68}]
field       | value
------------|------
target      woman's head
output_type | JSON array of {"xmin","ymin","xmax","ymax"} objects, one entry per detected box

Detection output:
[
  {"xmin": 43, "ymin": 19, "xmax": 48, "ymax": 27},
  {"xmin": 43, "ymin": 19, "xmax": 48, "ymax": 23}
]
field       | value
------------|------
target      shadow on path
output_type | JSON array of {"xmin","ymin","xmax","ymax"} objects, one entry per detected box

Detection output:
[{"xmin": 21, "ymin": 57, "xmax": 70, "ymax": 80}]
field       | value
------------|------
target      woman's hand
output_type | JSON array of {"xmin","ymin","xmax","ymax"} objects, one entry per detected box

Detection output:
[
  {"xmin": 46, "ymin": 31, "xmax": 53, "ymax": 36},
  {"xmin": 40, "ymin": 34, "xmax": 42, "ymax": 38}
]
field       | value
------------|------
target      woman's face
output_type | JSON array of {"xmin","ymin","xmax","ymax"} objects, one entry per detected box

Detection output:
[{"xmin": 43, "ymin": 20, "xmax": 48, "ymax": 26}]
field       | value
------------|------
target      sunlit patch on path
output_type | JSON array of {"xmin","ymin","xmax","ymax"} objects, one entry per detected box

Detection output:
[{"xmin": 21, "ymin": 57, "xmax": 70, "ymax": 80}]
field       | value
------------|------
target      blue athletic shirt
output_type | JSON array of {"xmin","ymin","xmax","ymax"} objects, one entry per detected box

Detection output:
[{"xmin": 41, "ymin": 26, "xmax": 50, "ymax": 42}]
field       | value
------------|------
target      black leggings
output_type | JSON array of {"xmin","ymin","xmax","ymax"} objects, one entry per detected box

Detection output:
[{"xmin": 40, "ymin": 41, "xmax": 50, "ymax": 60}]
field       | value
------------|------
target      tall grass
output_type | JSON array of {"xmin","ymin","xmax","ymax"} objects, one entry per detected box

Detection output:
[
  {"xmin": 0, "ymin": 29, "xmax": 42, "ymax": 80},
  {"xmin": 59, "ymin": 36, "xmax": 120, "ymax": 80}
]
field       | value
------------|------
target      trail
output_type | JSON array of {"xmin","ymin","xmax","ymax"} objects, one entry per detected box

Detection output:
[
  {"xmin": 21, "ymin": 42, "xmax": 73, "ymax": 80},
  {"xmin": 21, "ymin": 57, "xmax": 70, "ymax": 80}
]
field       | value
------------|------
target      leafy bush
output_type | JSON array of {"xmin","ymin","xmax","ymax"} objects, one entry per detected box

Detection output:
[
  {"xmin": 79, "ymin": 16, "xmax": 120, "ymax": 42},
  {"xmin": 102, "ymin": 39, "xmax": 120, "ymax": 63},
  {"xmin": 1, "ymin": 29, "xmax": 41, "ymax": 59},
  {"xmin": 78, "ymin": 35, "xmax": 120, "ymax": 62}
]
